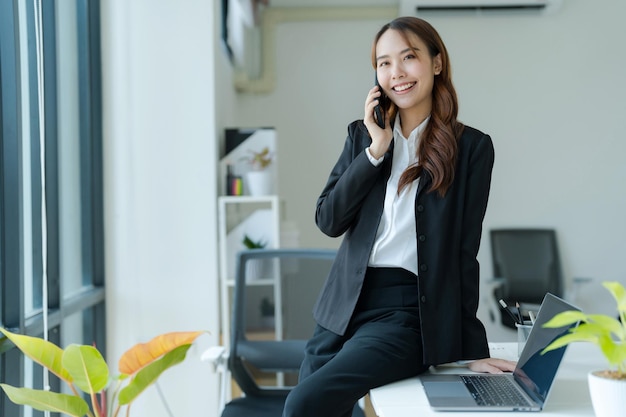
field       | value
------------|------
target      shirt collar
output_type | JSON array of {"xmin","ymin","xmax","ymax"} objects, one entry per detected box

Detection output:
[
  {"xmin": 393, "ymin": 114, "xmax": 430, "ymax": 142},
  {"xmin": 393, "ymin": 115, "xmax": 430, "ymax": 166}
]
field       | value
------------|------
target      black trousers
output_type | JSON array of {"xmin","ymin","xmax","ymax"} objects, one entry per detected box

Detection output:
[{"xmin": 282, "ymin": 267, "xmax": 429, "ymax": 417}]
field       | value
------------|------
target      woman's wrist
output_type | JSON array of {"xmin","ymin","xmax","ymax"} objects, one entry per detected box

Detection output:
[{"xmin": 365, "ymin": 147, "xmax": 385, "ymax": 166}]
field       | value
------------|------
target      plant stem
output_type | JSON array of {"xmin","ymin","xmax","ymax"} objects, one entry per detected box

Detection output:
[
  {"xmin": 109, "ymin": 379, "xmax": 123, "ymax": 417},
  {"xmin": 92, "ymin": 391, "xmax": 104, "ymax": 417}
]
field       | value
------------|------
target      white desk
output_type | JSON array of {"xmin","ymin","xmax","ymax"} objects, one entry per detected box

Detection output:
[{"xmin": 369, "ymin": 342, "xmax": 603, "ymax": 417}]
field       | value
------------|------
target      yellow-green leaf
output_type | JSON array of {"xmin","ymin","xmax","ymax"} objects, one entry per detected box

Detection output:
[
  {"xmin": 118, "ymin": 331, "xmax": 205, "ymax": 375},
  {"xmin": 0, "ymin": 328, "xmax": 72, "ymax": 383},
  {"xmin": 604, "ymin": 281, "xmax": 626, "ymax": 312},
  {"xmin": 572, "ymin": 322, "xmax": 610, "ymax": 339},
  {"xmin": 586, "ymin": 314, "xmax": 624, "ymax": 338},
  {"xmin": 0, "ymin": 384, "xmax": 89, "ymax": 417},
  {"xmin": 542, "ymin": 310, "xmax": 586, "ymax": 328},
  {"xmin": 542, "ymin": 331, "xmax": 598, "ymax": 354},
  {"xmin": 62, "ymin": 344, "xmax": 109, "ymax": 394},
  {"xmin": 118, "ymin": 344, "xmax": 191, "ymax": 405},
  {"xmin": 597, "ymin": 335, "xmax": 626, "ymax": 367}
]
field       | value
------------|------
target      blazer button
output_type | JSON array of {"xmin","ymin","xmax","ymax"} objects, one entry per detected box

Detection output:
[
  {"xmin": 419, "ymin": 234, "xmax": 426, "ymax": 242},
  {"xmin": 420, "ymin": 264, "xmax": 428, "ymax": 272},
  {"xmin": 416, "ymin": 205, "xmax": 424, "ymax": 212},
  {"xmin": 421, "ymin": 295, "xmax": 427, "ymax": 303}
]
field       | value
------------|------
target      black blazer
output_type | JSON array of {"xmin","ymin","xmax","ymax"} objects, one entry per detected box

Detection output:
[{"xmin": 313, "ymin": 120, "xmax": 495, "ymax": 365}]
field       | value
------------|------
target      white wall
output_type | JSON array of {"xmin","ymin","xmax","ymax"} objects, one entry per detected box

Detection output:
[
  {"xmin": 101, "ymin": 0, "xmax": 220, "ymax": 416},
  {"xmin": 219, "ymin": 0, "xmax": 626, "ymax": 338}
]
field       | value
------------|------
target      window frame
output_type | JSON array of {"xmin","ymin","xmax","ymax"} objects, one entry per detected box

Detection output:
[{"xmin": 1, "ymin": 1, "xmax": 105, "ymax": 415}]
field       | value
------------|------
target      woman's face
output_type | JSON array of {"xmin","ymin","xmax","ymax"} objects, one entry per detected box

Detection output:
[{"xmin": 375, "ymin": 29, "xmax": 442, "ymax": 122}]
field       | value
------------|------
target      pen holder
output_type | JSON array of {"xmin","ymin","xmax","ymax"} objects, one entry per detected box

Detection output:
[{"xmin": 515, "ymin": 321, "xmax": 533, "ymax": 357}]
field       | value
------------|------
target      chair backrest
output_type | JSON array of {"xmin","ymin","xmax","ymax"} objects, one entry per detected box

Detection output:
[
  {"xmin": 490, "ymin": 229, "xmax": 563, "ymax": 304},
  {"xmin": 229, "ymin": 248, "xmax": 336, "ymax": 397}
]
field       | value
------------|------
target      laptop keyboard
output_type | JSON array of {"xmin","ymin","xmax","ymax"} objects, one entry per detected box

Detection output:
[{"xmin": 461, "ymin": 375, "xmax": 532, "ymax": 407}]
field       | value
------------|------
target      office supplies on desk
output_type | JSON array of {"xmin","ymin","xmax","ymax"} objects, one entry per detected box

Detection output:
[
  {"xmin": 421, "ymin": 293, "xmax": 580, "ymax": 412},
  {"xmin": 499, "ymin": 299, "xmax": 522, "ymax": 324}
]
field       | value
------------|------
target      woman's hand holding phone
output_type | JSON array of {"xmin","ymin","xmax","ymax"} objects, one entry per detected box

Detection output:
[{"xmin": 364, "ymin": 84, "xmax": 392, "ymax": 159}]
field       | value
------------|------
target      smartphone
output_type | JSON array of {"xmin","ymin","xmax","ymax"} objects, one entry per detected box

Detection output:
[{"xmin": 374, "ymin": 74, "xmax": 390, "ymax": 129}]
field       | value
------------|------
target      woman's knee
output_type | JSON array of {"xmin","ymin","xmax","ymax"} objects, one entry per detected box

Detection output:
[
  {"xmin": 283, "ymin": 385, "xmax": 320, "ymax": 417},
  {"xmin": 283, "ymin": 379, "xmax": 359, "ymax": 417}
]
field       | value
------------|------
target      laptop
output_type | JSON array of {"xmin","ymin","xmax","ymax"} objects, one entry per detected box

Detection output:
[{"xmin": 420, "ymin": 293, "xmax": 579, "ymax": 411}]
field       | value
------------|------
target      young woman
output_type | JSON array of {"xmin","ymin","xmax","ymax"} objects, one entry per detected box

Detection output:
[{"xmin": 282, "ymin": 17, "xmax": 515, "ymax": 417}]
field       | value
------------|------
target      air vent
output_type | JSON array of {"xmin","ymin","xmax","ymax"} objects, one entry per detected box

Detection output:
[
  {"xmin": 400, "ymin": 0, "xmax": 562, "ymax": 16},
  {"xmin": 416, "ymin": 5, "xmax": 546, "ymax": 12}
]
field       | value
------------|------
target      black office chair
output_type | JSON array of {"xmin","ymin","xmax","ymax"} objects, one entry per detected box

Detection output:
[
  {"xmin": 488, "ymin": 229, "xmax": 578, "ymax": 329},
  {"xmin": 222, "ymin": 248, "xmax": 365, "ymax": 417}
]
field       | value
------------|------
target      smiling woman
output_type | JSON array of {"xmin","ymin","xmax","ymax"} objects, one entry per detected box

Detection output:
[{"xmin": 280, "ymin": 16, "xmax": 510, "ymax": 417}]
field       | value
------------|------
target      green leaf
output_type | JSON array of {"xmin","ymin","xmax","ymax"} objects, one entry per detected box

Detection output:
[
  {"xmin": 0, "ymin": 384, "xmax": 89, "ymax": 417},
  {"xmin": 586, "ymin": 314, "xmax": 624, "ymax": 338},
  {"xmin": 604, "ymin": 281, "xmax": 626, "ymax": 313},
  {"xmin": 0, "ymin": 328, "xmax": 72, "ymax": 383},
  {"xmin": 597, "ymin": 334, "xmax": 626, "ymax": 367},
  {"xmin": 62, "ymin": 344, "xmax": 109, "ymax": 394},
  {"xmin": 542, "ymin": 310, "xmax": 586, "ymax": 328},
  {"xmin": 542, "ymin": 331, "xmax": 598, "ymax": 354},
  {"xmin": 118, "ymin": 344, "xmax": 191, "ymax": 405},
  {"xmin": 573, "ymin": 322, "xmax": 611, "ymax": 339},
  {"xmin": 242, "ymin": 234, "xmax": 266, "ymax": 249}
]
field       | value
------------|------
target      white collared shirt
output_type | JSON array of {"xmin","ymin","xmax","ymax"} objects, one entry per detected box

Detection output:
[{"xmin": 367, "ymin": 115, "xmax": 429, "ymax": 276}]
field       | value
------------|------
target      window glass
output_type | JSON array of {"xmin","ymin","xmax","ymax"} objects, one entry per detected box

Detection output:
[
  {"xmin": 22, "ymin": 0, "xmax": 41, "ymax": 317},
  {"xmin": 61, "ymin": 309, "xmax": 84, "ymax": 352},
  {"xmin": 56, "ymin": 0, "xmax": 84, "ymax": 297},
  {"xmin": 61, "ymin": 310, "xmax": 83, "ymax": 395}
]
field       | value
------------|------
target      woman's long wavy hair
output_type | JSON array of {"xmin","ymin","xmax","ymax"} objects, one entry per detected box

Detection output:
[{"xmin": 371, "ymin": 17, "xmax": 464, "ymax": 197}]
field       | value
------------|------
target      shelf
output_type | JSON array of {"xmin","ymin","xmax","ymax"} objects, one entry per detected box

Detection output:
[
  {"xmin": 219, "ymin": 195, "xmax": 278, "ymax": 203},
  {"xmin": 224, "ymin": 278, "xmax": 275, "ymax": 287},
  {"xmin": 218, "ymin": 194, "xmax": 281, "ymax": 356}
]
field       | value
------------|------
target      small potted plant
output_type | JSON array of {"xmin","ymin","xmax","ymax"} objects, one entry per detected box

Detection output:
[
  {"xmin": 246, "ymin": 147, "xmax": 273, "ymax": 171},
  {"xmin": 542, "ymin": 281, "xmax": 626, "ymax": 417},
  {"xmin": 259, "ymin": 297, "xmax": 275, "ymax": 329},
  {"xmin": 242, "ymin": 233, "xmax": 267, "ymax": 250},
  {"xmin": 242, "ymin": 234, "xmax": 269, "ymax": 281},
  {"xmin": 243, "ymin": 147, "xmax": 274, "ymax": 196}
]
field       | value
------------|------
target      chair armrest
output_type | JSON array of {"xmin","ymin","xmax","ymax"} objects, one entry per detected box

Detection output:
[
  {"xmin": 486, "ymin": 277, "xmax": 506, "ymax": 288},
  {"xmin": 201, "ymin": 346, "xmax": 228, "ymax": 372},
  {"xmin": 566, "ymin": 276, "xmax": 594, "ymax": 303},
  {"xmin": 482, "ymin": 277, "xmax": 506, "ymax": 323},
  {"xmin": 201, "ymin": 346, "xmax": 229, "ymax": 413}
]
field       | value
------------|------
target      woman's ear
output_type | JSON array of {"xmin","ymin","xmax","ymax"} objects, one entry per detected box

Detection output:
[{"xmin": 433, "ymin": 53, "xmax": 442, "ymax": 75}]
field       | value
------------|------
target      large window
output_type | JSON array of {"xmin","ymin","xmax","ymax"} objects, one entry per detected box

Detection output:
[{"xmin": 0, "ymin": 1, "xmax": 104, "ymax": 416}]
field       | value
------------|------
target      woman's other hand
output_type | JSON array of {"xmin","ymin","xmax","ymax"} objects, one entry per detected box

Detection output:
[{"xmin": 468, "ymin": 358, "xmax": 517, "ymax": 374}]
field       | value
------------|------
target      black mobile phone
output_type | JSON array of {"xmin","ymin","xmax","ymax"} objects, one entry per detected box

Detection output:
[{"xmin": 374, "ymin": 74, "xmax": 389, "ymax": 129}]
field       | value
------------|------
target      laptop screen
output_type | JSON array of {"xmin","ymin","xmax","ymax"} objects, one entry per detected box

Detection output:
[{"xmin": 512, "ymin": 293, "xmax": 580, "ymax": 404}]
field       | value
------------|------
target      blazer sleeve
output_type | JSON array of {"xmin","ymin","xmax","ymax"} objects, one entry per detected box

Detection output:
[
  {"xmin": 316, "ymin": 121, "xmax": 387, "ymax": 237},
  {"xmin": 459, "ymin": 131, "xmax": 495, "ymax": 358}
]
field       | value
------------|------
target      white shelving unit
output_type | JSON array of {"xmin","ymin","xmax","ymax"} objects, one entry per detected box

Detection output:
[{"xmin": 217, "ymin": 195, "xmax": 281, "ymax": 348}]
